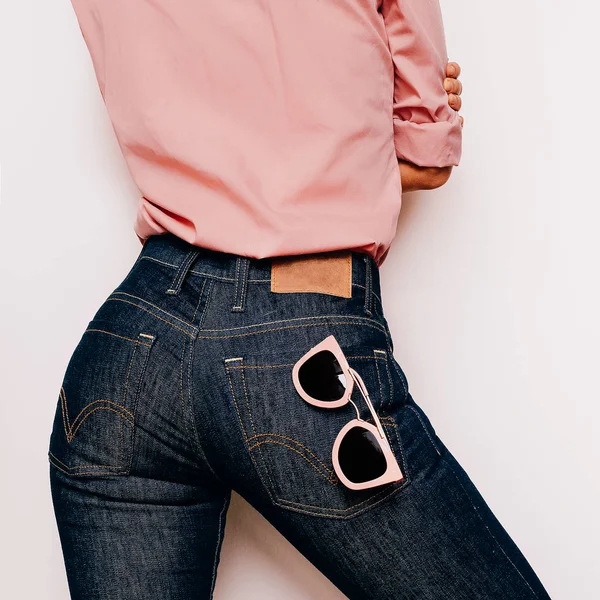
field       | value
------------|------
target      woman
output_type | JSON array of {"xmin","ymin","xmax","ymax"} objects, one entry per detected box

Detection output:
[{"xmin": 48, "ymin": 1, "xmax": 551, "ymax": 599}]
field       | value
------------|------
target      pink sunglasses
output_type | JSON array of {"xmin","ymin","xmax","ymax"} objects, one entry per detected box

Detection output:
[{"xmin": 292, "ymin": 334, "xmax": 404, "ymax": 490}]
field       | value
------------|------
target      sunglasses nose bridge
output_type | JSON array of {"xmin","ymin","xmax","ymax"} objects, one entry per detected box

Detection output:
[
  {"xmin": 348, "ymin": 398, "xmax": 361, "ymax": 420},
  {"xmin": 349, "ymin": 367, "xmax": 387, "ymax": 440}
]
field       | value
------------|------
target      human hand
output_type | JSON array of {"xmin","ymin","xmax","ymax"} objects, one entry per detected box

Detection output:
[{"xmin": 444, "ymin": 61, "xmax": 464, "ymax": 127}]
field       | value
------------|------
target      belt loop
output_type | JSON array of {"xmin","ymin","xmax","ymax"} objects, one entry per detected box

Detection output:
[
  {"xmin": 232, "ymin": 256, "xmax": 251, "ymax": 312},
  {"xmin": 363, "ymin": 254, "xmax": 374, "ymax": 317},
  {"xmin": 166, "ymin": 248, "xmax": 201, "ymax": 295}
]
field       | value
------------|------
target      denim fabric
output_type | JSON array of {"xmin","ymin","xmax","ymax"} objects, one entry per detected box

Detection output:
[{"xmin": 48, "ymin": 233, "xmax": 551, "ymax": 600}]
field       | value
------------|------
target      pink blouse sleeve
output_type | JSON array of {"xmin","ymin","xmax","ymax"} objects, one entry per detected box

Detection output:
[{"xmin": 381, "ymin": 0, "xmax": 462, "ymax": 167}]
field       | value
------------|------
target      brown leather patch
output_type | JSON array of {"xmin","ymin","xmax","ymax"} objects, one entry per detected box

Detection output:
[{"xmin": 271, "ymin": 250, "xmax": 352, "ymax": 298}]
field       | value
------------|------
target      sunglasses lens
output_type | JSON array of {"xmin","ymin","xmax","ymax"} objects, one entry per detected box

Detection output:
[
  {"xmin": 298, "ymin": 350, "xmax": 347, "ymax": 401},
  {"xmin": 338, "ymin": 426, "xmax": 387, "ymax": 484}
]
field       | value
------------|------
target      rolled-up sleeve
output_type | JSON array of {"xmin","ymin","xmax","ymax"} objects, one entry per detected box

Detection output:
[{"xmin": 382, "ymin": 0, "xmax": 462, "ymax": 167}]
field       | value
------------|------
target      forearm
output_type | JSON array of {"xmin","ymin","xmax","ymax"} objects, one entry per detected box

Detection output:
[{"xmin": 398, "ymin": 160, "xmax": 453, "ymax": 193}]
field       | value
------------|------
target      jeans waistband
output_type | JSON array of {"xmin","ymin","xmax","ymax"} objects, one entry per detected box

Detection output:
[{"xmin": 137, "ymin": 233, "xmax": 381, "ymax": 316}]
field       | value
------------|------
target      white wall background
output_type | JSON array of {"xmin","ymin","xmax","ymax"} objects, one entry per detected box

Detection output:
[{"xmin": 1, "ymin": 1, "xmax": 598, "ymax": 598}]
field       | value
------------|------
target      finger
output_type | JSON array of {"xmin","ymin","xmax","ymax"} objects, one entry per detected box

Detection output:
[
  {"xmin": 459, "ymin": 115, "xmax": 465, "ymax": 128},
  {"xmin": 443, "ymin": 78, "xmax": 462, "ymax": 95},
  {"xmin": 446, "ymin": 61, "xmax": 461, "ymax": 78},
  {"xmin": 448, "ymin": 93, "xmax": 462, "ymax": 111}
]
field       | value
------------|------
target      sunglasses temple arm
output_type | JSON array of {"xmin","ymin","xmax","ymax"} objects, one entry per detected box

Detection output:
[{"xmin": 349, "ymin": 368, "xmax": 387, "ymax": 440}]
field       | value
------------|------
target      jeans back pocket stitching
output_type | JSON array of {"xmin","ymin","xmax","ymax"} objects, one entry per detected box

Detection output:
[
  {"xmin": 119, "ymin": 339, "xmax": 139, "ymax": 469},
  {"xmin": 381, "ymin": 415, "xmax": 410, "ymax": 487},
  {"xmin": 372, "ymin": 350, "xmax": 386, "ymax": 414},
  {"xmin": 246, "ymin": 433, "xmax": 337, "ymax": 484},
  {"xmin": 63, "ymin": 399, "xmax": 135, "ymax": 443},
  {"xmin": 377, "ymin": 349, "xmax": 394, "ymax": 412},
  {"xmin": 274, "ymin": 422, "xmax": 404, "ymax": 515},
  {"xmin": 239, "ymin": 364, "xmax": 281, "ymax": 495},
  {"xmin": 224, "ymin": 360, "xmax": 279, "ymax": 504},
  {"xmin": 48, "ymin": 458, "xmax": 128, "ymax": 478},
  {"xmin": 124, "ymin": 333, "xmax": 156, "ymax": 473},
  {"xmin": 225, "ymin": 359, "xmax": 342, "ymax": 504},
  {"xmin": 225, "ymin": 353, "xmax": 410, "ymax": 518},
  {"xmin": 404, "ymin": 404, "xmax": 442, "ymax": 457},
  {"xmin": 48, "ymin": 450, "xmax": 122, "ymax": 472},
  {"xmin": 224, "ymin": 361, "xmax": 249, "ymax": 439},
  {"xmin": 374, "ymin": 352, "xmax": 411, "ymax": 486},
  {"xmin": 247, "ymin": 439, "xmax": 336, "ymax": 484},
  {"xmin": 50, "ymin": 331, "xmax": 155, "ymax": 476}
]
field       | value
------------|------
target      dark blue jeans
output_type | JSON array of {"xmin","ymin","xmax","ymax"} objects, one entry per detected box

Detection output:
[{"xmin": 48, "ymin": 233, "xmax": 551, "ymax": 599}]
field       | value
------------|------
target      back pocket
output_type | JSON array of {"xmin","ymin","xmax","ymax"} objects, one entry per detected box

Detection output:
[
  {"xmin": 48, "ymin": 321, "xmax": 156, "ymax": 477},
  {"xmin": 223, "ymin": 340, "xmax": 409, "ymax": 518}
]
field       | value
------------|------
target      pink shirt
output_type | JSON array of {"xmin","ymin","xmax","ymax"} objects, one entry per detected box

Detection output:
[{"xmin": 71, "ymin": 0, "xmax": 462, "ymax": 266}]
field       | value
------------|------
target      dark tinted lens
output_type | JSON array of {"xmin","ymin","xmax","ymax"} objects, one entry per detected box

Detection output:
[
  {"xmin": 338, "ymin": 426, "xmax": 387, "ymax": 483},
  {"xmin": 298, "ymin": 350, "xmax": 346, "ymax": 401}
]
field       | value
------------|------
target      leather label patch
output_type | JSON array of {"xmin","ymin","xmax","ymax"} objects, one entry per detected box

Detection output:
[{"xmin": 271, "ymin": 250, "xmax": 352, "ymax": 298}]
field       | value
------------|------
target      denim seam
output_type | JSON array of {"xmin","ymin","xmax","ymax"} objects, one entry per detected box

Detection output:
[
  {"xmin": 197, "ymin": 279, "xmax": 214, "ymax": 329},
  {"xmin": 247, "ymin": 440, "xmax": 336, "ymax": 484},
  {"xmin": 385, "ymin": 338, "xmax": 409, "ymax": 400},
  {"xmin": 377, "ymin": 352, "xmax": 411, "ymax": 488},
  {"xmin": 373, "ymin": 352, "xmax": 405, "ymax": 464},
  {"xmin": 110, "ymin": 291, "xmax": 198, "ymax": 329},
  {"xmin": 84, "ymin": 328, "xmax": 154, "ymax": 348},
  {"xmin": 119, "ymin": 339, "xmax": 138, "ymax": 469},
  {"xmin": 246, "ymin": 433, "xmax": 334, "ymax": 476},
  {"xmin": 125, "ymin": 333, "xmax": 156, "ymax": 473},
  {"xmin": 48, "ymin": 451, "xmax": 121, "ymax": 471},
  {"xmin": 106, "ymin": 296, "xmax": 196, "ymax": 338},
  {"xmin": 384, "ymin": 414, "xmax": 410, "ymax": 490},
  {"xmin": 278, "ymin": 484, "xmax": 403, "ymax": 518},
  {"xmin": 352, "ymin": 283, "xmax": 383, "ymax": 311},
  {"xmin": 405, "ymin": 405, "xmax": 442, "ymax": 457},
  {"xmin": 108, "ymin": 295, "xmax": 387, "ymax": 338},
  {"xmin": 224, "ymin": 361, "xmax": 278, "ymax": 505},
  {"xmin": 381, "ymin": 350, "xmax": 394, "ymax": 412},
  {"xmin": 225, "ymin": 354, "xmax": 388, "ymax": 370},
  {"xmin": 442, "ymin": 453, "xmax": 540, "ymax": 598},
  {"xmin": 239, "ymin": 365, "xmax": 279, "ymax": 494},
  {"xmin": 246, "ymin": 433, "xmax": 337, "ymax": 485},
  {"xmin": 224, "ymin": 362, "xmax": 249, "ymax": 438},
  {"xmin": 199, "ymin": 313, "xmax": 385, "ymax": 332},
  {"xmin": 139, "ymin": 256, "xmax": 179, "ymax": 270},
  {"xmin": 373, "ymin": 350, "xmax": 385, "ymax": 413},
  {"xmin": 196, "ymin": 321, "xmax": 386, "ymax": 340},
  {"xmin": 191, "ymin": 269, "xmax": 235, "ymax": 282},
  {"xmin": 190, "ymin": 277, "xmax": 208, "ymax": 325},
  {"xmin": 63, "ymin": 398, "xmax": 134, "ymax": 442},
  {"xmin": 209, "ymin": 496, "xmax": 230, "ymax": 599},
  {"xmin": 140, "ymin": 254, "xmax": 234, "ymax": 282},
  {"xmin": 179, "ymin": 338, "xmax": 201, "ymax": 463},
  {"xmin": 49, "ymin": 458, "xmax": 122, "ymax": 477},
  {"xmin": 186, "ymin": 335, "xmax": 224, "ymax": 484}
]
